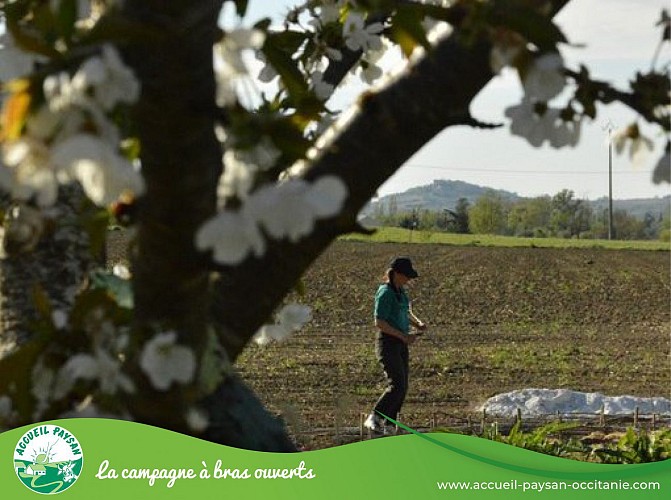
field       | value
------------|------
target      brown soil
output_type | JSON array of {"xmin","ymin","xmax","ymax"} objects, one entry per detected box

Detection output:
[
  {"xmin": 233, "ymin": 241, "xmax": 670, "ymax": 449},
  {"xmin": 103, "ymin": 234, "xmax": 669, "ymax": 449}
]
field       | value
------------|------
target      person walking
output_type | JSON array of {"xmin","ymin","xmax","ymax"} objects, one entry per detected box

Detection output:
[{"xmin": 364, "ymin": 257, "xmax": 427, "ymax": 436}]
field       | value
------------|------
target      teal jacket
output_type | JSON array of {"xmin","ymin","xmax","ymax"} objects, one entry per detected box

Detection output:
[{"xmin": 374, "ymin": 283, "xmax": 410, "ymax": 335}]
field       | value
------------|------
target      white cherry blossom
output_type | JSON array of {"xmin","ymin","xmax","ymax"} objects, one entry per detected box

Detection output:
[
  {"xmin": 505, "ymin": 100, "xmax": 580, "ymax": 148},
  {"xmin": 217, "ymin": 138, "xmax": 281, "ymax": 200},
  {"xmin": 71, "ymin": 45, "xmax": 140, "ymax": 111},
  {"xmin": 319, "ymin": 1, "xmax": 344, "ymax": 25},
  {"xmin": 549, "ymin": 117, "xmax": 581, "ymax": 148},
  {"xmin": 325, "ymin": 47, "xmax": 343, "ymax": 61},
  {"xmin": 195, "ymin": 210, "xmax": 265, "ymax": 265},
  {"xmin": 343, "ymin": 12, "xmax": 384, "ymax": 52},
  {"xmin": 56, "ymin": 349, "xmax": 135, "ymax": 397},
  {"xmin": 277, "ymin": 304, "xmax": 312, "ymax": 331},
  {"xmin": 218, "ymin": 151, "xmax": 256, "ymax": 200},
  {"xmin": 304, "ymin": 175, "xmax": 349, "ymax": 216},
  {"xmin": 1, "ymin": 138, "xmax": 58, "ymax": 207},
  {"xmin": 186, "ymin": 408, "xmax": 209, "ymax": 432},
  {"xmin": 44, "ymin": 45, "xmax": 139, "ymax": 114},
  {"xmin": 358, "ymin": 61, "xmax": 383, "ymax": 84},
  {"xmin": 237, "ymin": 137, "xmax": 282, "ymax": 171},
  {"xmin": 253, "ymin": 324, "xmax": 290, "ymax": 346},
  {"xmin": 113, "ymin": 264, "xmax": 132, "ymax": 280},
  {"xmin": 216, "ymin": 28, "xmax": 266, "ymax": 77},
  {"xmin": 52, "ymin": 310, "xmax": 68, "ymax": 330},
  {"xmin": 51, "ymin": 133, "xmax": 145, "ymax": 206},
  {"xmin": 611, "ymin": 126, "xmax": 655, "ymax": 168},
  {"xmin": 311, "ymin": 70, "xmax": 335, "ymax": 100},
  {"xmin": 629, "ymin": 136, "xmax": 654, "ymax": 168},
  {"xmin": 140, "ymin": 332, "xmax": 197, "ymax": 391},
  {"xmin": 253, "ymin": 303, "xmax": 312, "ymax": 346},
  {"xmin": 198, "ymin": 176, "xmax": 347, "ymax": 265},
  {"xmin": 249, "ymin": 181, "xmax": 316, "ymax": 242},
  {"xmin": 522, "ymin": 52, "xmax": 565, "ymax": 102}
]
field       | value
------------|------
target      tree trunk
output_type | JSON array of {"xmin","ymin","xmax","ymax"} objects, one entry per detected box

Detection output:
[
  {"xmin": 0, "ymin": 187, "xmax": 96, "ymax": 357},
  {"xmin": 120, "ymin": 0, "xmax": 296, "ymax": 450}
]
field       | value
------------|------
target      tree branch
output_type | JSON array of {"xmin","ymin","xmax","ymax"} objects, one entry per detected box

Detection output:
[
  {"xmin": 212, "ymin": 0, "xmax": 572, "ymax": 361},
  {"xmin": 566, "ymin": 68, "xmax": 671, "ymax": 131}
]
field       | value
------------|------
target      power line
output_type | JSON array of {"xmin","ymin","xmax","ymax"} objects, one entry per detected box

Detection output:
[{"xmin": 402, "ymin": 163, "xmax": 648, "ymax": 175}]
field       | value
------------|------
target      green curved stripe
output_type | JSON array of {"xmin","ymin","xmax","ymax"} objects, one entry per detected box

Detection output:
[{"xmin": 379, "ymin": 413, "xmax": 669, "ymax": 480}]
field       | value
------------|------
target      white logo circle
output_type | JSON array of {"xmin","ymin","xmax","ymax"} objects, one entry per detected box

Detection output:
[{"xmin": 13, "ymin": 424, "xmax": 83, "ymax": 494}]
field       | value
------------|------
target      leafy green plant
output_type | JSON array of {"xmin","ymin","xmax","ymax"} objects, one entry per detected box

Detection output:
[
  {"xmin": 593, "ymin": 428, "xmax": 671, "ymax": 464},
  {"xmin": 475, "ymin": 423, "xmax": 671, "ymax": 463},
  {"xmin": 484, "ymin": 421, "xmax": 585, "ymax": 458}
]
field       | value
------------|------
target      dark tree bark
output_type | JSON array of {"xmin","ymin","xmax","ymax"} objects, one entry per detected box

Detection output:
[
  {"xmin": 0, "ymin": 186, "xmax": 97, "ymax": 357},
  {"xmin": 0, "ymin": 0, "xmax": 572, "ymax": 452},
  {"xmin": 119, "ymin": 0, "xmax": 299, "ymax": 450},
  {"xmin": 212, "ymin": 1, "xmax": 571, "ymax": 363}
]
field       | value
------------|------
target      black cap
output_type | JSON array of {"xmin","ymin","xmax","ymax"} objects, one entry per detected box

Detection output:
[{"xmin": 390, "ymin": 257, "xmax": 418, "ymax": 278}]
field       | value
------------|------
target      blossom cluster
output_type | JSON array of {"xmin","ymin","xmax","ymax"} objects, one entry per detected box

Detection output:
[
  {"xmin": 196, "ymin": 175, "xmax": 348, "ymax": 265},
  {"xmin": 139, "ymin": 332, "xmax": 196, "ymax": 392},
  {"xmin": 253, "ymin": 2, "xmax": 391, "ymax": 101},
  {"xmin": 499, "ymin": 52, "xmax": 583, "ymax": 149},
  {"xmin": 505, "ymin": 99, "xmax": 581, "ymax": 149},
  {"xmin": 28, "ymin": 308, "xmax": 135, "ymax": 420},
  {"xmin": 215, "ymin": 28, "xmax": 267, "ymax": 107},
  {"xmin": 216, "ymin": 129, "xmax": 282, "ymax": 201},
  {"xmin": 253, "ymin": 303, "xmax": 313, "ymax": 346},
  {"xmin": 0, "ymin": 38, "xmax": 144, "ymax": 209},
  {"xmin": 610, "ymin": 123, "xmax": 654, "ymax": 170},
  {"xmin": 1, "ymin": 314, "xmax": 200, "ymax": 424}
]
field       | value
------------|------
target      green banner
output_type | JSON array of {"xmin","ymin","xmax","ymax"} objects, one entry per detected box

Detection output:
[{"xmin": 1, "ymin": 419, "xmax": 668, "ymax": 499}]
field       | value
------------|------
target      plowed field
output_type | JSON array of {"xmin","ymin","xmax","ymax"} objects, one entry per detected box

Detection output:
[{"xmin": 233, "ymin": 241, "xmax": 670, "ymax": 448}]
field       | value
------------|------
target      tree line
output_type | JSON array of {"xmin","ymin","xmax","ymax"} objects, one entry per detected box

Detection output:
[{"xmin": 374, "ymin": 189, "xmax": 670, "ymax": 241}]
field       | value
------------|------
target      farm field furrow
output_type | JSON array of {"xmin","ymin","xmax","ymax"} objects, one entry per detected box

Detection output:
[{"xmin": 236, "ymin": 241, "xmax": 670, "ymax": 449}]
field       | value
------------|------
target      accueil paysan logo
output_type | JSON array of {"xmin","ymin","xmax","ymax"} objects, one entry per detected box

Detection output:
[{"xmin": 13, "ymin": 424, "xmax": 83, "ymax": 494}]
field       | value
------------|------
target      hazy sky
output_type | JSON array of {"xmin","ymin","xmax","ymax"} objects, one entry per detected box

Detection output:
[{"xmin": 239, "ymin": 0, "xmax": 670, "ymax": 201}]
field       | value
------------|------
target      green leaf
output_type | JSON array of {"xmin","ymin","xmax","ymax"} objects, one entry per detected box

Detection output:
[
  {"xmin": 120, "ymin": 137, "xmax": 141, "ymax": 161},
  {"xmin": 489, "ymin": 5, "xmax": 567, "ymax": 51},
  {"xmin": 56, "ymin": 0, "xmax": 78, "ymax": 42},
  {"xmin": 391, "ymin": 5, "xmax": 431, "ymax": 58},
  {"xmin": 254, "ymin": 18, "xmax": 272, "ymax": 32},
  {"xmin": 233, "ymin": 0, "xmax": 249, "ymax": 17},
  {"xmin": 267, "ymin": 30, "xmax": 307, "ymax": 55},
  {"xmin": 89, "ymin": 270, "xmax": 134, "ymax": 310},
  {"xmin": 262, "ymin": 34, "xmax": 309, "ymax": 108},
  {"xmin": 6, "ymin": 19, "xmax": 61, "ymax": 60},
  {"xmin": 269, "ymin": 116, "xmax": 314, "ymax": 162}
]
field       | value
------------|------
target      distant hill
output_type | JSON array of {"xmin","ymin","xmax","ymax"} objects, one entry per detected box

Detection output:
[
  {"xmin": 365, "ymin": 179, "xmax": 670, "ymax": 219},
  {"xmin": 590, "ymin": 196, "xmax": 670, "ymax": 219},
  {"xmin": 367, "ymin": 180, "xmax": 521, "ymax": 214}
]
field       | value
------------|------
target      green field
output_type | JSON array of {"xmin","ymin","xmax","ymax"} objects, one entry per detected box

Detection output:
[{"xmin": 342, "ymin": 226, "xmax": 671, "ymax": 251}]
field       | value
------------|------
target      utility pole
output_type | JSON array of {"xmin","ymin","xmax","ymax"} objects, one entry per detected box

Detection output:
[{"xmin": 603, "ymin": 120, "xmax": 615, "ymax": 240}]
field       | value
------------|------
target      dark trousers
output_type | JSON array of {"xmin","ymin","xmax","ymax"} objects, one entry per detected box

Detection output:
[{"xmin": 373, "ymin": 334, "xmax": 409, "ymax": 423}]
